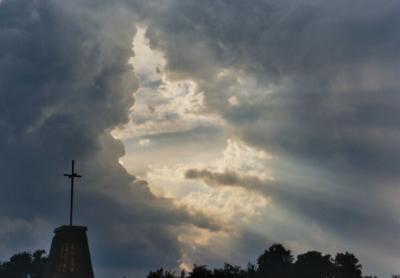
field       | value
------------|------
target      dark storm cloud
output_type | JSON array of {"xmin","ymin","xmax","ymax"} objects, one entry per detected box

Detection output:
[
  {"xmin": 143, "ymin": 0, "xmax": 400, "ymax": 179},
  {"xmin": 185, "ymin": 167, "xmax": 400, "ymax": 259},
  {"xmin": 0, "ymin": 0, "xmax": 219, "ymax": 276},
  {"xmin": 144, "ymin": 0, "xmax": 400, "ymax": 274},
  {"xmin": 145, "ymin": 0, "xmax": 400, "ymax": 79},
  {"xmin": 139, "ymin": 2, "xmax": 400, "ymax": 274},
  {"xmin": 2, "ymin": 0, "xmax": 400, "ymax": 276}
]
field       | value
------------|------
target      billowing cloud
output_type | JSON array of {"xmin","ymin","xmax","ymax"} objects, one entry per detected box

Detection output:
[
  {"xmin": 2, "ymin": 0, "xmax": 400, "ymax": 277},
  {"xmin": 0, "ymin": 0, "xmax": 218, "ymax": 277},
  {"xmin": 143, "ymin": 0, "xmax": 400, "ymax": 179},
  {"xmin": 184, "ymin": 164, "xmax": 400, "ymax": 277},
  {"xmin": 136, "ymin": 0, "xmax": 400, "ymax": 276}
]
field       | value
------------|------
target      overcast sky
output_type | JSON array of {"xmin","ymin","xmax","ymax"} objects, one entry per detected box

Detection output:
[{"xmin": 1, "ymin": 0, "xmax": 400, "ymax": 277}]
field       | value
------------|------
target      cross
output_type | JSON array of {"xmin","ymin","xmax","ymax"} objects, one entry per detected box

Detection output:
[{"xmin": 64, "ymin": 160, "xmax": 82, "ymax": 226}]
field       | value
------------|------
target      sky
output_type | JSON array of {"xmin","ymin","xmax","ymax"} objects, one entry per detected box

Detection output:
[{"xmin": 1, "ymin": 0, "xmax": 400, "ymax": 277}]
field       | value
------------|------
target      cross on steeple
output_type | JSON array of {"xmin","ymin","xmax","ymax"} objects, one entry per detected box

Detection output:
[{"xmin": 64, "ymin": 160, "xmax": 82, "ymax": 226}]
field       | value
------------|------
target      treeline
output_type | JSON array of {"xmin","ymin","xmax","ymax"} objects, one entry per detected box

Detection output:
[
  {"xmin": 0, "ymin": 250, "xmax": 47, "ymax": 278},
  {"xmin": 0, "ymin": 244, "xmax": 396, "ymax": 278},
  {"xmin": 147, "ymin": 244, "xmax": 384, "ymax": 278}
]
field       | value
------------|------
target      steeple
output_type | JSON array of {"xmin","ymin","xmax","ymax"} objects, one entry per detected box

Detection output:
[{"xmin": 43, "ymin": 160, "xmax": 95, "ymax": 278}]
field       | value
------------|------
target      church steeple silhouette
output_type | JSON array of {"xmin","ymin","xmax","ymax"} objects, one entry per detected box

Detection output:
[{"xmin": 43, "ymin": 160, "xmax": 95, "ymax": 278}]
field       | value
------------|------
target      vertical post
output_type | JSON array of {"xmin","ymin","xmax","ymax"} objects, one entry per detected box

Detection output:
[
  {"xmin": 64, "ymin": 160, "xmax": 81, "ymax": 226},
  {"xmin": 70, "ymin": 160, "xmax": 74, "ymax": 226}
]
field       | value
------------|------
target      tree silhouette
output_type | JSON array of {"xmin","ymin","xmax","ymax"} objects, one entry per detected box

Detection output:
[
  {"xmin": 257, "ymin": 244, "xmax": 293, "ymax": 278},
  {"xmin": 213, "ymin": 263, "xmax": 243, "ymax": 278},
  {"xmin": 190, "ymin": 265, "xmax": 213, "ymax": 278},
  {"xmin": 0, "ymin": 250, "xmax": 47, "ymax": 278},
  {"xmin": 146, "ymin": 243, "xmax": 375, "ymax": 278},
  {"xmin": 0, "ymin": 244, "xmax": 373, "ymax": 278},
  {"xmin": 148, "ymin": 268, "xmax": 177, "ymax": 278},
  {"xmin": 243, "ymin": 263, "xmax": 257, "ymax": 278},
  {"xmin": 294, "ymin": 251, "xmax": 334, "ymax": 278},
  {"xmin": 334, "ymin": 252, "xmax": 362, "ymax": 278}
]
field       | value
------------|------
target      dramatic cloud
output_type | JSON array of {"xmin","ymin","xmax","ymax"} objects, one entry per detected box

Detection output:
[
  {"xmin": 184, "ymin": 165, "xmax": 400, "ymax": 276},
  {"xmin": 2, "ymin": 0, "xmax": 400, "ymax": 277},
  {"xmin": 137, "ymin": 0, "xmax": 400, "ymax": 276},
  {"xmin": 0, "ymin": 0, "xmax": 218, "ymax": 277},
  {"xmin": 144, "ymin": 0, "xmax": 400, "ymax": 179}
]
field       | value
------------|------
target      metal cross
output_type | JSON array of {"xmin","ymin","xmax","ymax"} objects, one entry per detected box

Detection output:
[{"xmin": 64, "ymin": 160, "xmax": 82, "ymax": 226}]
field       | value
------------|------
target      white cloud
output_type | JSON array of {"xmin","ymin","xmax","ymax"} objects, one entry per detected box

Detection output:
[
  {"xmin": 214, "ymin": 139, "xmax": 273, "ymax": 180},
  {"xmin": 228, "ymin": 96, "xmax": 240, "ymax": 106},
  {"xmin": 112, "ymin": 27, "xmax": 223, "ymax": 141},
  {"xmin": 139, "ymin": 139, "xmax": 272, "ymax": 270},
  {"xmin": 139, "ymin": 138, "xmax": 151, "ymax": 146}
]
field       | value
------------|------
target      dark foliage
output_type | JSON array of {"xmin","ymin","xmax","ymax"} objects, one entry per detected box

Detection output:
[
  {"xmin": 334, "ymin": 252, "xmax": 362, "ymax": 278},
  {"xmin": 258, "ymin": 244, "xmax": 293, "ymax": 278},
  {"xmin": 147, "ymin": 243, "xmax": 372, "ymax": 278},
  {"xmin": 0, "ymin": 250, "xmax": 47, "ymax": 278},
  {"xmin": 294, "ymin": 251, "xmax": 334, "ymax": 278},
  {"xmin": 148, "ymin": 268, "xmax": 178, "ymax": 278},
  {"xmin": 0, "ymin": 244, "xmax": 385, "ymax": 278}
]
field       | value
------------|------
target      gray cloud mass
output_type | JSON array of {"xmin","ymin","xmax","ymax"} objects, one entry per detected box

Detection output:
[
  {"xmin": 143, "ymin": 1, "xmax": 400, "ymax": 275},
  {"xmin": 0, "ymin": 0, "xmax": 217, "ymax": 277},
  {"xmin": 1, "ymin": 0, "xmax": 400, "ymax": 277},
  {"xmin": 144, "ymin": 0, "xmax": 400, "ymax": 178}
]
